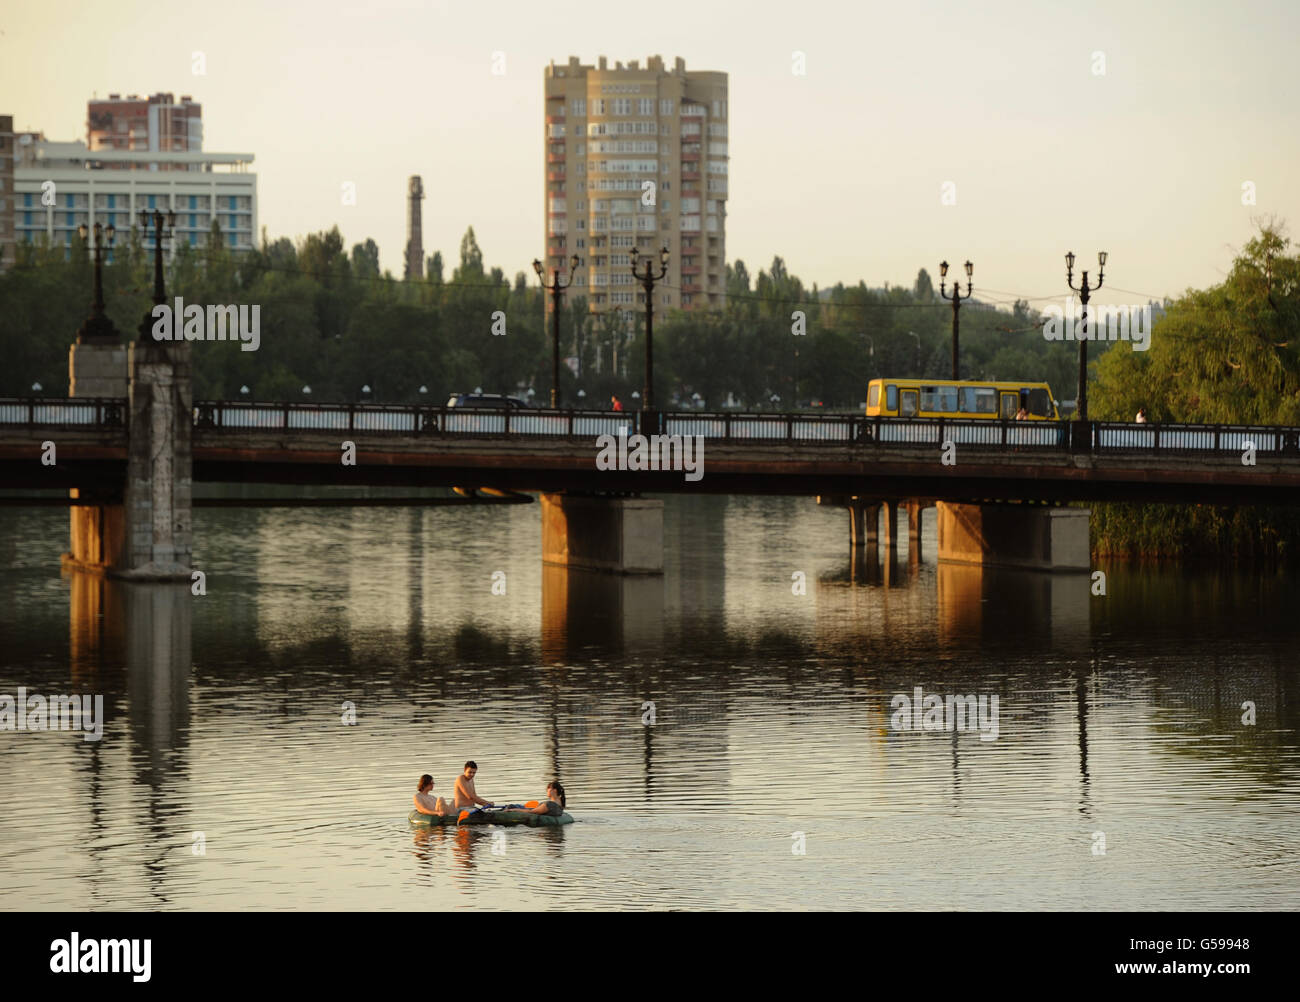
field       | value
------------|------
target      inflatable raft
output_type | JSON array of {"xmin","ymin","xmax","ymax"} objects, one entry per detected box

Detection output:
[{"xmin": 408, "ymin": 808, "xmax": 573, "ymax": 828}]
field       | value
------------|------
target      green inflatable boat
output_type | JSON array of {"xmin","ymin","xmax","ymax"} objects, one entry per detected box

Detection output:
[{"xmin": 408, "ymin": 808, "xmax": 573, "ymax": 828}]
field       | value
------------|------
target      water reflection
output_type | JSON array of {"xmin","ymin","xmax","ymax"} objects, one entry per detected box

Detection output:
[
  {"xmin": 63, "ymin": 572, "xmax": 193, "ymax": 908},
  {"xmin": 540, "ymin": 564, "xmax": 665, "ymax": 664},
  {"xmin": 0, "ymin": 499, "xmax": 1294, "ymax": 910}
]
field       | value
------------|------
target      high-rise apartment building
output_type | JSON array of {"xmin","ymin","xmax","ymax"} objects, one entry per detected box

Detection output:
[
  {"xmin": 87, "ymin": 92, "xmax": 203, "ymax": 168},
  {"xmin": 0, "ymin": 115, "xmax": 14, "ymax": 271},
  {"xmin": 544, "ymin": 55, "xmax": 728, "ymax": 314}
]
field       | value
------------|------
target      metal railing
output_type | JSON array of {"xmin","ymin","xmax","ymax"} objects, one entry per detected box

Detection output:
[
  {"xmin": 0, "ymin": 398, "xmax": 126, "ymax": 428},
  {"xmin": 3, "ymin": 398, "xmax": 1299, "ymax": 458}
]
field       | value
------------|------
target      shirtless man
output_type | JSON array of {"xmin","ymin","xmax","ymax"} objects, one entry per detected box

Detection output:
[{"xmin": 453, "ymin": 761, "xmax": 494, "ymax": 810}]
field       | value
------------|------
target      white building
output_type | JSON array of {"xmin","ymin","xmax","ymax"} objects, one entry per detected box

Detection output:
[{"xmin": 13, "ymin": 138, "xmax": 257, "ymax": 259}]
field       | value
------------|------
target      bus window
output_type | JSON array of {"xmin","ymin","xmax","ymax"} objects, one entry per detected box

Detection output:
[
  {"xmin": 1000, "ymin": 392, "xmax": 1018, "ymax": 419},
  {"xmin": 886, "ymin": 385, "xmax": 898, "ymax": 412},
  {"xmin": 900, "ymin": 389, "xmax": 919, "ymax": 417},
  {"xmin": 1025, "ymin": 388, "xmax": 1051, "ymax": 417},
  {"xmin": 921, "ymin": 386, "xmax": 957, "ymax": 413},
  {"xmin": 868, "ymin": 383, "xmax": 880, "ymax": 408},
  {"xmin": 960, "ymin": 386, "xmax": 997, "ymax": 414}
]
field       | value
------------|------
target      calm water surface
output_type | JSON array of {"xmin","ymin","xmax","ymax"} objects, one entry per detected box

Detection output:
[{"xmin": 0, "ymin": 496, "xmax": 1297, "ymax": 910}]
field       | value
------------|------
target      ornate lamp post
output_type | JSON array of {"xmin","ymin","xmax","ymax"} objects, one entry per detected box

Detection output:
[
  {"xmin": 76, "ymin": 222, "xmax": 120, "ymax": 344},
  {"xmin": 938, "ymin": 259, "xmax": 973, "ymax": 380},
  {"xmin": 631, "ymin": 245, "xmax": 670, "ymax": 417},
  {"xmin": 137, "ymin": 208, "xmax": 177, "ymax": 342},
  {"xmin": 1066, "ymin": 250, "xmax": 1107, "ymax": 421},
  {"xmin": 534, "ymin": 253, "xmax": 580, "ymax": 408}
]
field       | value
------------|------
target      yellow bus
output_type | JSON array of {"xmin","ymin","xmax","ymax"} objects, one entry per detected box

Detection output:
[{"xmin": 866, "ymin": 378, "xmax": 1061, "ymax": 421}]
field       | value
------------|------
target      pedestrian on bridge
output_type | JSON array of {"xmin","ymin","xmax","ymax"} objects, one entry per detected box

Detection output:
[
  {"xmin": 611, "ymin": 395, "xmax": 623, "ymax": 412},
  {"xmin": 1136, "ymin": 408, "xmax": 1148, "ymax": 423}
]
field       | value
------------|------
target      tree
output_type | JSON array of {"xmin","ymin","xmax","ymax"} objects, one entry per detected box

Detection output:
[
  {"xmin": 351, "ymin": 239, "xmax": 380, "ymax": 280},
  {"xmin": 913, "ymin": 268, "xmax": 934, "ymax": 302},
  {"xmin": 455, "ymin": 227, "xmax": 484, "ymax": 281}
]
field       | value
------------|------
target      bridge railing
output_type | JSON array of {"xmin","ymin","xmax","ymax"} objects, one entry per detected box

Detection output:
[
  {"xmin": 6, "ymin": 398, "xmax": 1300, "ymax": 457},
  {"xmin": 862, "ymin": 417, "xmax": 1066, "ymax": 449},
  {"xmin": 666, "ymin": 411, "xmax": 863, "ymax": 442},
  {"xmin": 1091, "ymin": 422, "xmax": 1292, "ymax": 454},
  {"xmin": 0, "ymin": 398, "xmax": 126, "ymax": 428}
]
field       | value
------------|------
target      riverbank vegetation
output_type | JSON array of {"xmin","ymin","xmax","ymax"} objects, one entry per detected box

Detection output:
[{"xmin": 1089, "ymin": 223, "xmax": 1300, "ymax": 562}]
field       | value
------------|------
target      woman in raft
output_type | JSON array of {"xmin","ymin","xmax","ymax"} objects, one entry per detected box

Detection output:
[
  {"xmin": 413, "ymin": 774, "xmax": 453, "ymax": 817},
  {"xmin": 517, "ymin": 781, "xmax": 566, "ymax": 817}
]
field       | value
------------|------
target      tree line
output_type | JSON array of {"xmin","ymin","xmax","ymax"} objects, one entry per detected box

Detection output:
[
  {"xmin": 3, "ymin": 220, "xmax": 1091, "ymax": 407},
  {"xmin": 3, "ymin": 219, "xmax": 1297, "ymax": 561}
]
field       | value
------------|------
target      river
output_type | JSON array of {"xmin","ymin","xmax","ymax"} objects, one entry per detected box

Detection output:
[{"xmin": 1, "ymin": 496, "xmax": 1297, "ymax": 910}]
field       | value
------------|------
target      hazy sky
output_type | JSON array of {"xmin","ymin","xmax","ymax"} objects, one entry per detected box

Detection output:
[{"xmin": 5, "ymin": 0, "xmax": 1298, "ymax": 309}]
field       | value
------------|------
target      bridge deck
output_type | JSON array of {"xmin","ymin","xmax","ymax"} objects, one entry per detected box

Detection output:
[{"xmin": 3, "ymin": 400, "xmax": 1299, "ymax": 503}]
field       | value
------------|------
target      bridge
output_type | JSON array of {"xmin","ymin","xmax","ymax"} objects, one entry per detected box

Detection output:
[{"xmin": 4, "ymin": 394, "xmax": 1300, "ymax": 577}]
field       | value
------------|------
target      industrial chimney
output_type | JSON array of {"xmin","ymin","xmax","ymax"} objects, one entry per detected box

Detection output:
[{"xmin": 405, "ymin": 176, "xmax": 424, "ymax": 280}]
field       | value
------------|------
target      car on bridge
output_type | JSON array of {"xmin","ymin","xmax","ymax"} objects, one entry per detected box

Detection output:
[{"xmin": 446, "ymin": 393, "xmax": 531, "ymax": 409}]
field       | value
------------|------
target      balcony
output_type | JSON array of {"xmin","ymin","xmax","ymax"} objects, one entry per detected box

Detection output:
[
  {"xmin": 682, "ymin": 283, "xmax": 702, "ymax": 293},
  {"xmin": 547, "ymin": 170, "xmax": 566, "ymax": 181},
  {"xmin": 548, "ymin": 245, "xmax": 566, "ymax": 256},
  {"xmin": 682, "ymin": 188, "xmax": 701, "ymax": 197},
  {"xmin": 545, "ymin": 114, "xmax": 565, "ymax": 123},
  {"xmin": 682, "ymin": 171, "xmax": 701, "ymax": 182},
  {"xmin": 681, "ymin": 264, "xmax": 701, "ymax": 275},
  {"xmin": 547, "ymin": 152, "xmax": 566, "ymax": 163}
]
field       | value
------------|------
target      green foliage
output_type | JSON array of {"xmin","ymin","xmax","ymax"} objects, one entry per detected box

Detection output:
[{"xmin": 1089, "ymin": 222, "xmax": 1300, "ymax": 562}]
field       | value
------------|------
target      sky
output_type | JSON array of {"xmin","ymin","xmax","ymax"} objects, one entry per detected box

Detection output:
[{"xmin": 4, "ymin": 0, "xmax": 1298, "ymax": 310}]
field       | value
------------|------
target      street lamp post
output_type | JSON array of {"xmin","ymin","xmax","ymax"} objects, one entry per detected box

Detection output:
[
  {"xmin": 534, "ymin": 253, "xmax": 580, "ymax": 408},
  {"xmin": 631, "ymin": 246, "xmax": 670, "ymax": 419},
  {"xmin": 137, "ymin": 208, "xmax": 177, "ymax": 342},
  {"xmin": 76, "ymin": 222, "xmax": 120, "ymax": 343},
  {"xmin": 1065, "ymin": 250, "xmax": 1107, "ymax": 421},
  {"xmin": 938, "ymin": 259, "xmax": 973, "ymax": 380}
]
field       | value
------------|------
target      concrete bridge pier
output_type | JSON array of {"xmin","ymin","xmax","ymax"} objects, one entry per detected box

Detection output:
[
  {"xmin": 63, "ymin": 340, "xmax": 129, "ymax": 574},
  {"xmin": 936, "ymin": 501, "xmax": 1090, "ymax": 572},
  {"xmin": 818, "ymin": 495, "xmax": 881, "ymax": 551},
  {"xmin": 541, "ymin": 492, "xmax": 664, "ymax": 574},
  {"xmin": 881, "ymin": 501, "xmax": 900, "ymax": 553},
  {"xmin": 906, "ymin": 500, "xmax": 929, "ymax": 562},
  {"xmin": 60, "ymin": 333, "xmax": 193, "ymax": 580},
  {"xmin": 121, "ymin": 338, "xmax": 193, "ymax": 579}
]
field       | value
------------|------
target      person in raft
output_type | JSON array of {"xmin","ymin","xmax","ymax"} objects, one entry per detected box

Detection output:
[
  {"xmin": 518, "ymin": 780, "xmax": 566, "ymax": 817},
  {"xmin": 413, "ymin": 774, "xmax": 452, "ymax": 816},
  {"xmin": 453, "ymin": 761, "xmax": 495, "ymax": 813}
]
